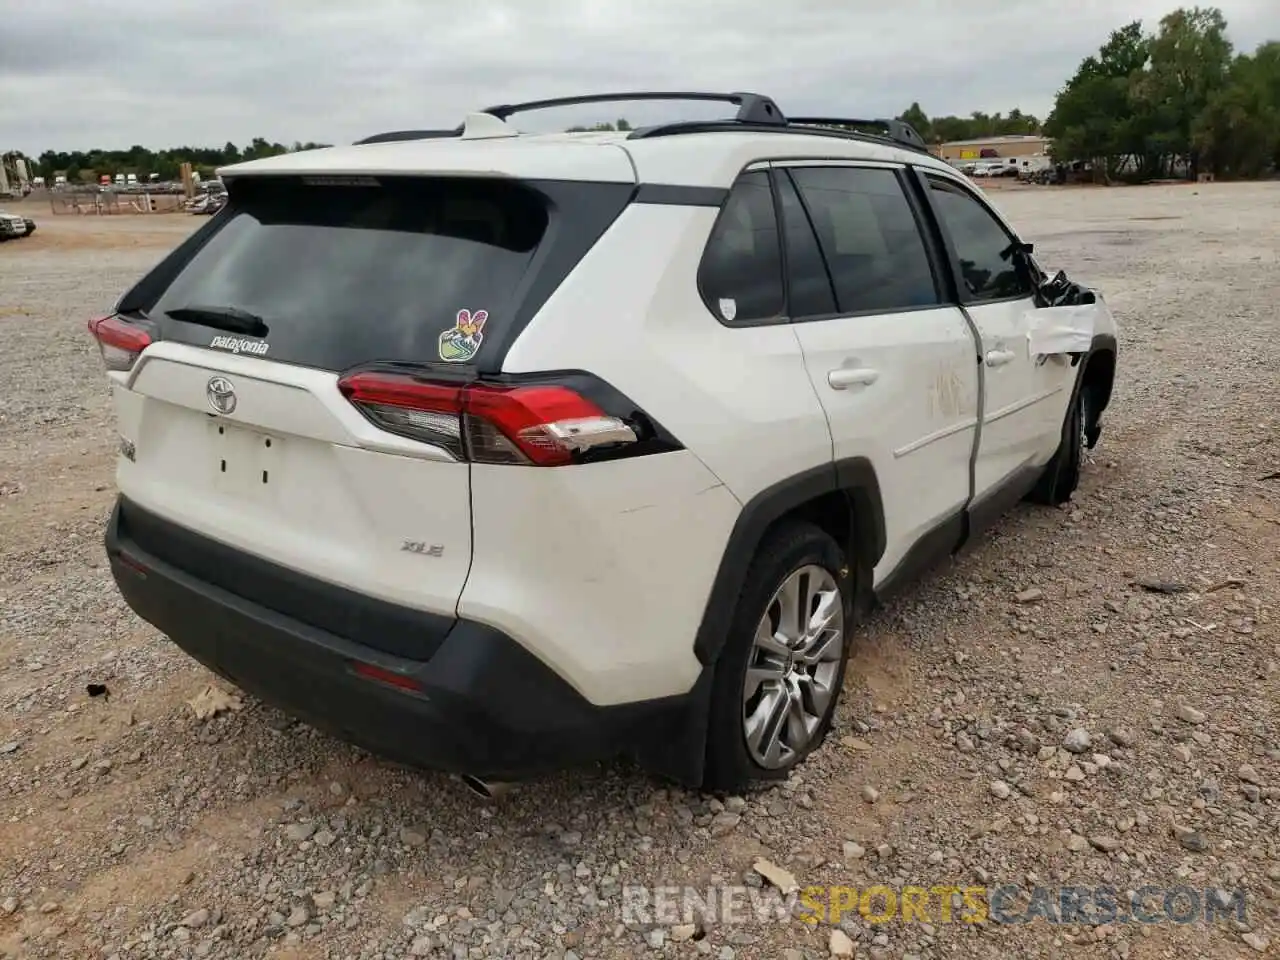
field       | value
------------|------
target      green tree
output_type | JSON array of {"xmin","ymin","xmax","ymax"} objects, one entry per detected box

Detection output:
[
  {"xmin": 1045, "ymin": 21, "xmax": 1152, "ymax": 179},
  {"xmin": 898, "ymin": 102, "xmax": 933, "ymax": 141},
  {"xmin": 1194, "ymin": 41, "xmax": 1280, "ymax": 176},
  {"xmin": 1137, "ymin": 6, "xmax": 1234, "ymax": 176}
]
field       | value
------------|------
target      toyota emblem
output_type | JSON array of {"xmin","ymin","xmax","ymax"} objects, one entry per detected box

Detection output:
[{"xmin": 206, "ymin": 376, "xmax": 237, "ymax": 415}]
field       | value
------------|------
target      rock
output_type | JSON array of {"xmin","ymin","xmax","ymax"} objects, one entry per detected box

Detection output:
[
  {"xmin": 1242, "ymin": 932, "xmax": 1270, "ymax": 952},
  {"xmin": 1065, "ymin": 765, "xmax": 1086, "ymax": 782},
  {"xmin": 313, "ymin": 891, "xmax": 336, "ymax": 911},
  {"xmin": 1174, "ymin": 703, "xmax": 1206, "ymax": 725},
  {"xmin": 1067, "ymin": 834, "xmax": 1089, "ymax": 852},
  {"xmin": 286, "ymin": 822, "xmax": 317, "ymax": 843},
  {"xmin": 399, "ymin": 827, "xmax": 427, "ymax": 847},
  {"xmin": 989, "ymin": 780, "xmax": 1011, "ymax": 800},
  {"xmin": 860, "ymin": 785, "xmax": 880, "ymax": 804},
  {"xmin": 0, "ymin": 742, "xmax": 19, "ymax": 754},
  {"xmin": 645, "ymin": 928, "xmax": 666, "ymax": 949},
  {"xmin": 1238, "ymin": 764, "xmax": 1263, "ymax": 786},
  {"xmin": 286, "ymin": 904, "xmax": 311, "ymax": 927},
  {"xmin": 1063, "ymin": 728, "xmax": 1092, "ymax": 754},
  {"xmin": 1107, "ymin": 727, "xmax": 1137, "ymax": 748},
  {"xmin": 829, "ymin": 928, "xmax": 855, "ymax": 956},
  {"xmin": 1089, "ymin": 836, "xmax": 1121, "ymax": 853},
  {"xmin": 39, "ymin": 902, "xmax": 59, "ymax": 914},
  {"xmin": 671, "ymin": 924, "xmax": 698, "ymax": 942},
  {"xmin": 313, "ymin": 829, "xmax": 336, "ymax": 848},
  {"xmin": 409, "ymin": 934, "xmax": 436, "ymax": 956},
  {"xmin": 753, "ymin": 858, "xmax": 799, "ymax": 896},
  {"xmin": 843, "ymin": 842, "xmax": 865, "ymax": 860},
  {"xmin": 710, "ymin": 812, "xmax": 740, "ymax": 836},
  {"xmin": 186, "ymin": 685, "xmax": 243, "ymax": 720},
  {"xmin": 1173, "ymin": 744, "xmax": 1192, "ymax": 763},
  {"xmin": 181, "ymin": 909, "xmax": 210, "ymax": 928},
  {"xmin": 1015, "ymin": 588, "xmax": 1044, "ymax": 603},
  {"xmin": 1, "ymin": 898, "xmax": 18, "ymax": 915},
  {"xmin": 1172, "ymin": 826, "xmax": 1208, "ymax": 853}
]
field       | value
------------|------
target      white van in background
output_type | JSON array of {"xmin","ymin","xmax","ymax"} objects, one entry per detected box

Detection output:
[{"xmin": 1019, "ymin": 155, "xmax": 1053, "ymax": 179}]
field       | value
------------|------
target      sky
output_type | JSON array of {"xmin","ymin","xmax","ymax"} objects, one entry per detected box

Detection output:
[{"xmin": 3, "ymin": 0, "xmax": 1276, "ymax": 155}]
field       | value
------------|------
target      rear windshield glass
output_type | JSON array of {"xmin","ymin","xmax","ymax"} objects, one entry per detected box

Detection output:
[{"xmin": 146, "ymin": 177, "xmax": 549, "ymax": 371}]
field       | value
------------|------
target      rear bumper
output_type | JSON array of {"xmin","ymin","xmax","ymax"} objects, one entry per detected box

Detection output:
[{"xmin": 105, "ymin": 498, "xmax": 701, "ymax": 781}]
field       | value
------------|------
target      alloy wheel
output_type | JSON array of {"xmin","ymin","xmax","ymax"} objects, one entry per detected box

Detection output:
[{"xmin": 742, "ymin": 564, "xmax": 845, "ymax": 768}]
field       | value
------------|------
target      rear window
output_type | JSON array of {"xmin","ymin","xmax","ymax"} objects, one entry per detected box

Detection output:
[{"xmin": 141, "ymin": 176, "xmax": 624, "ymax": 371}]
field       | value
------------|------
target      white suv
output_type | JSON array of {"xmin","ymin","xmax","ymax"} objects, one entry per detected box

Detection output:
[{"xmin": 93, "ymin": 93, "xmax": 1117, "ymax": 793}]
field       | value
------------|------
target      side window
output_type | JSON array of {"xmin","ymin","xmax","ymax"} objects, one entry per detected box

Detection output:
[
  {"xmin": 776, "ymin": 173, "xmax": 836, "ymax": 318},
  {"xmin": 926, "ymin": 177, "xmax": 1033, "ymax": 302},
  {"xmin": 698, "ymin": 170, "xmax": 784, "ymax": 325},
  {"xmin": 789, "ymin": 166, "xmax": 940, "ymax": 315}
]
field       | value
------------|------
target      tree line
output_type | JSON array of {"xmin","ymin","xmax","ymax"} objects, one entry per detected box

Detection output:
[
  {"xmin": 26, "ymin": 139, "xmax": 330, "ymax": 184},
  {"xmin": 1042, "ymin": 7, "xmax": 1279, "ymax": 180},
  {"xmin": 16, "ymin": 6, "xmax": 1278, "ymax": 186}
]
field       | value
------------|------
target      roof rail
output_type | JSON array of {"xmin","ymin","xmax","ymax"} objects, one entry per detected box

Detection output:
[
  {"xmin": 788, "ymin": 117, "xmax": 928, "ymax": 152},
  {"xmin": 351, "ymin": 98, "xmax": 930, "ymax": 153},
  {"xmin": 480, "ymin": 91, "xmax": 786, "ymax": 126},
  {"xmin": 353, "ymin": 128, "xmax": 462, "ymax": 145}
]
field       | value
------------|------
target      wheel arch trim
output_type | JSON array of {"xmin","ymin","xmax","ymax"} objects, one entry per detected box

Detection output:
[{"xmin": 692, "ymin": 457, "xmax": 885, "ymax": 666}]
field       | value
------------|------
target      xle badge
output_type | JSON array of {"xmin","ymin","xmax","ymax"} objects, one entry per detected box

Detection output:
[
  {"xmin": 401, "ymin": 540, "xmax": 444, "ymax": 558},
  {"xmin": 437, "ymin": 309, "xmax": 486, "ymax": 363}
]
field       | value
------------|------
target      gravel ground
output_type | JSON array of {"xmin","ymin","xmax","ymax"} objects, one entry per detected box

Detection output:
[{"xmin": 1, "ymin": 183, "xmax": 1278, "ymax": 960}]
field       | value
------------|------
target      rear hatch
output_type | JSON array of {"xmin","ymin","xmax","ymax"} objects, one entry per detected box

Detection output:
[{"xmin": 98, "ymin": 169, "xmax": 634, "ymax": 658}]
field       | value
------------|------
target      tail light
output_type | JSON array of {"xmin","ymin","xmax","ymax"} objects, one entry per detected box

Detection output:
[
  {"xmin": 89, "ymin": 315, "xmax": 151, "ymax": 372},
  {"xmin": 337, "ymin": 372, "xmax": 639, "ymax": 466}
]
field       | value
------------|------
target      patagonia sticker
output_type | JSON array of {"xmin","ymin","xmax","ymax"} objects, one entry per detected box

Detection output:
[
  {"xmin": 718, "ymin": 298, "xmax": 737, "ymax": 323},
  {"xmin": 438, "ymin": 309, "xmax": 487, "ymax": 363}
]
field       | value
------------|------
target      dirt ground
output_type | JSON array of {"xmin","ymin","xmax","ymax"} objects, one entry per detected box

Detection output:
[{"xmin": 1, "ymin": 183, "xmax": 1278, "ymax": 960}]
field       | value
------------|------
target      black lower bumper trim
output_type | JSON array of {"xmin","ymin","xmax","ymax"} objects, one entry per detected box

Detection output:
[{"xmin": 105, "ymin": 498, "xmax": 700, "ymax": 781}]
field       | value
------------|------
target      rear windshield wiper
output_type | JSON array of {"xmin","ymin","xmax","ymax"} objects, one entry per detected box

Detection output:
[{"xmin": 164, "ymin": 304, "xmax": 268, "ymax": 337}]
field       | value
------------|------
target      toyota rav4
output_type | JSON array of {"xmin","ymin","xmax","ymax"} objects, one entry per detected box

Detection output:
[{"xmin": 93, "ymin": 92, "xmax": 1117, "ymax": 793}]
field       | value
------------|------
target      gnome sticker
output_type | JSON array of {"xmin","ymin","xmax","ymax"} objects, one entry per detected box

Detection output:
[{"xmin": 438, "ymin": 308, "xmax": 487, "ymax": 363}]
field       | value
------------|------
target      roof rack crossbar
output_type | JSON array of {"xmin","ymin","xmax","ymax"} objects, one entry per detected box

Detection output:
[
  {"xmin": 627, "ymin": 119, "xmax": 930, "ymax": 154},
  {"xmin": 481, "ymin": 91, "xmax": 786, "ymax": 126}
]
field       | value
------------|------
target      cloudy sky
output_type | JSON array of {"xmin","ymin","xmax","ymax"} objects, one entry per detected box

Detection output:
[{"xmin": 3, "ymin": 0, "xmax": 1275, "ymax": 154}]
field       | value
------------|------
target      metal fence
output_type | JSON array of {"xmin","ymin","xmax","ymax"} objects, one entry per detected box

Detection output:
[{"xmin": 46, "ymin": 189, "xmax": 187, "ymax": 215}]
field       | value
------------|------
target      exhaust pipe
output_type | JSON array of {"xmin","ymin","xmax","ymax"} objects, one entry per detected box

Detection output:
[{"xmin": 460, "ymin": 774, "xmax": 515, "ymax": 800}]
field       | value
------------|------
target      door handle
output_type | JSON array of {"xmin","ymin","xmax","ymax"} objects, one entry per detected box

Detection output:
[
  {"xmin": 828, "ymin": 367, "xmax": 879, "ymax": 389},
  {"xmin": 985, "ymin": 349, "xmax": 1016, "ymax": 368}
]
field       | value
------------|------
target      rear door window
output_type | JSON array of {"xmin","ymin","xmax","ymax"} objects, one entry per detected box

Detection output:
[
  {"xmin": 789, "ymin": 166, "xmax": 940, "ymax": 315},
  {"xmin": 141, "ymin": 177, "xmax": 627, "ymax": 371},
  {"xmin": 776, "ymin": 173, "xmax": 837, "ymax": 319}
]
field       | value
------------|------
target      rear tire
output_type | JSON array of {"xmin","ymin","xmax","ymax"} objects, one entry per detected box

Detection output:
[
  {"xmin": 1028, "ymin": 384, "xmax": 1088, "ymax": 505},
  {"xmin": 703, "ymin": 522, "xmax": 854, "ymax": 793}
]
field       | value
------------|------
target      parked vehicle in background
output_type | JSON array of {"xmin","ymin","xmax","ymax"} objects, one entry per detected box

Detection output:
[
  {"xmin": 1018, "ymin": 156, "xmax": 1053, "ymax": 180},
  {"xmin": 0, "ymin": 210, "xmax": 32, "ymax": 240}
]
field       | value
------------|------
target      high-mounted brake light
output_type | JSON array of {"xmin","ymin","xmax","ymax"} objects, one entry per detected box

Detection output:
[
  {"xmin": 337, "ymin": 372, "xmax": 639, "ymax": 466},
  {"xmin": 88, "ymin": 315, "xmax": 151, "ymax": 372}
]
